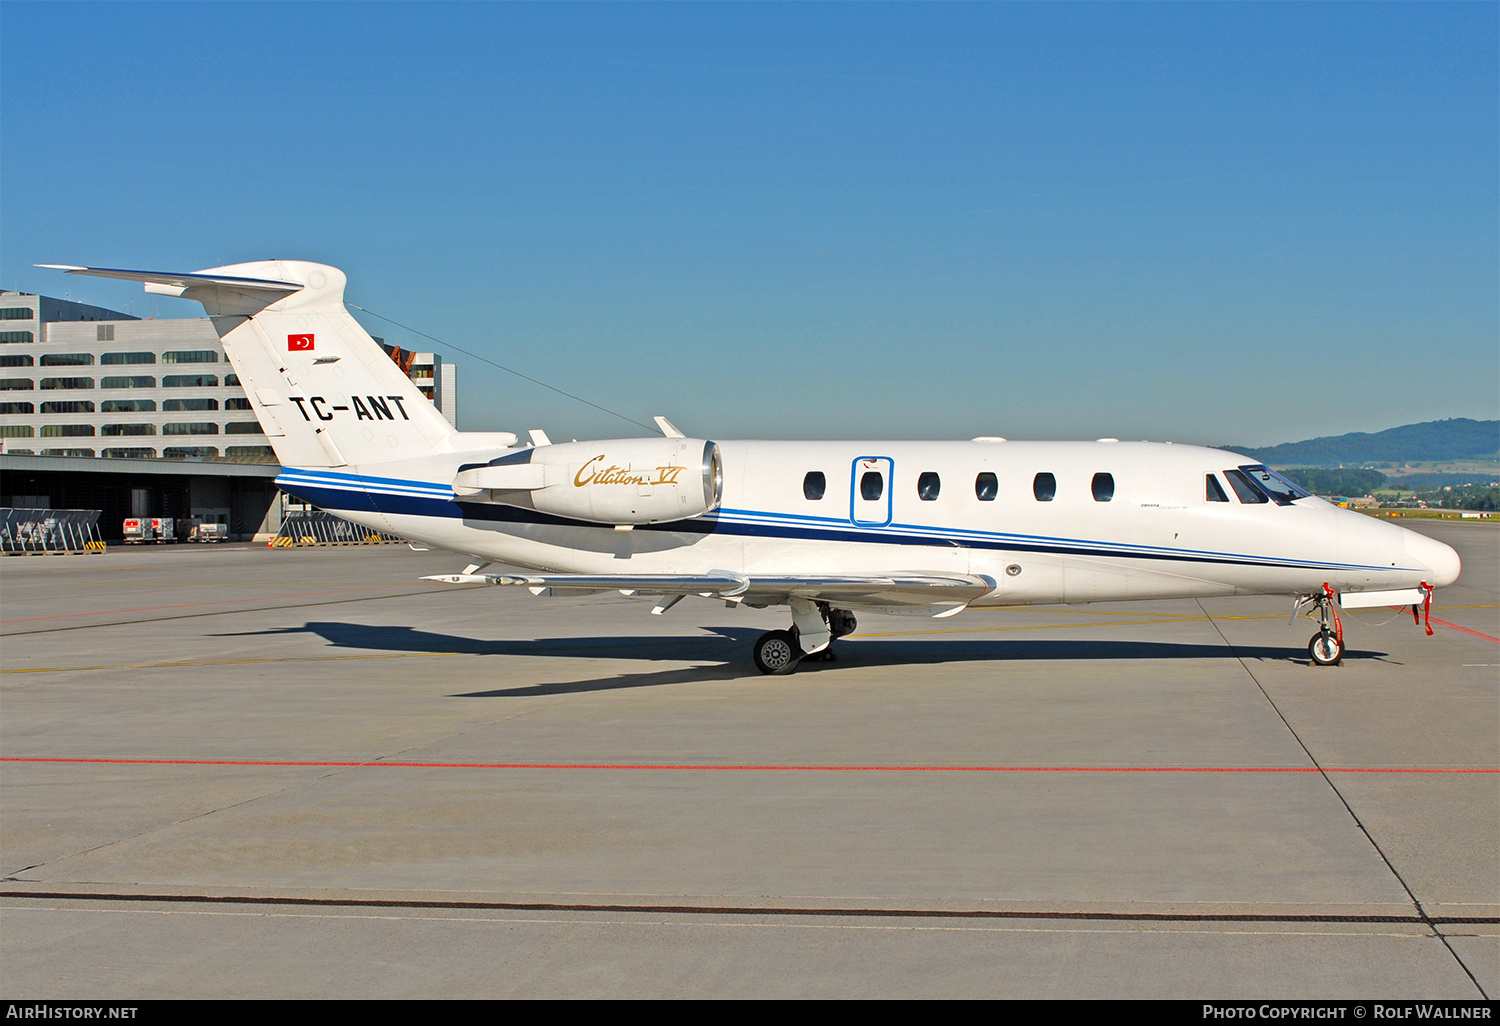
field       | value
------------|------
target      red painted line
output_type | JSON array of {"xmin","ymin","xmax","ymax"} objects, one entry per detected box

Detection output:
[
  {"xmin": 1, "ymin": 757, "xmax": 1494, "ymax": 774},
  {"xmin": 0, "ymin": 585, "xmax": 421, "ymax": 624},
  {"xmin": 1430, "ymin": 617, "xmax": 1500, "ymax": 644}
]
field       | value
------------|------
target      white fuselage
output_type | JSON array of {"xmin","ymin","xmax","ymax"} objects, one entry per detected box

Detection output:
[{"xmin": 278, "ymin": 437, "xmax": 1459, "ymax": 610}]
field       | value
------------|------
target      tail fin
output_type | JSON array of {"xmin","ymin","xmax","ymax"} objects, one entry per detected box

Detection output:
[{"xmin": 46, "ymin": 261, "xmax": 456, "ymax": 468}]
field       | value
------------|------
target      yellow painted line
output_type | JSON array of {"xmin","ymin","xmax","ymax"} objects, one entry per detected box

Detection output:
[{"xmin": 3, "ymin": 652, "xmax": 458, "ymax": 675}]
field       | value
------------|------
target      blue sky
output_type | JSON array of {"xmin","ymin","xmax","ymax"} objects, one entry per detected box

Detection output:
[{"xmin": 3, "ymin": 2, "xmax": 1495, "ymax": 445}]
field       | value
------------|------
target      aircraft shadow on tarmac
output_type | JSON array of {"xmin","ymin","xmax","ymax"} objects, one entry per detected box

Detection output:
[{"xmin": 221, "ymin": 621, "xmax": 1391, "ymax": 697}]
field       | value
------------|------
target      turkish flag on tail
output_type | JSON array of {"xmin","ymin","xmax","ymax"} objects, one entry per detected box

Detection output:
[{"xmin": 288, "ymin": 334, "xmax": 315, "ymax": 351}]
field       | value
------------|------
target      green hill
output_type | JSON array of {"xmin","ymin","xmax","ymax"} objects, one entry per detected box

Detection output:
[{"xmin": 1223, "ymin": 418, "xmax": 1498, "ymax": 467}]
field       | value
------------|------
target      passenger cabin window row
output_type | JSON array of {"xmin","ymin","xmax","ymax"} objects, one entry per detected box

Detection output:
[
  {"xmin": 797, "ymin": 468, "xmax": 1115, "ymax": 502},
  {"xmin": 797, "ymin": 465, "xmax": 1309, "ymax": 506}
]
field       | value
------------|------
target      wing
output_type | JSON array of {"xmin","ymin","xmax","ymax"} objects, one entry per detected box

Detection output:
[{"xmin": 421, "ymin": 570, "xmax": 995, "ymax": 615}]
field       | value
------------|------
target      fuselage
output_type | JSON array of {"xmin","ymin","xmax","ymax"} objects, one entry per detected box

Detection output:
[{"xmin": 279, "ymin": 438, "xmax": 1461, "ymax": 610}]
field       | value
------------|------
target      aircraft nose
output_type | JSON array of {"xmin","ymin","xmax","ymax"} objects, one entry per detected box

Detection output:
[{"xmin": 1404, "ymin": 529, "xmax": 1461, "ymax": 588}]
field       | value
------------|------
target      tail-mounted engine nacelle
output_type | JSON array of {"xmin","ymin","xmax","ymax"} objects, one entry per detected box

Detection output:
[{"xmin": 454, "ymin": 438, "xmax": 724, "ymax": 525}]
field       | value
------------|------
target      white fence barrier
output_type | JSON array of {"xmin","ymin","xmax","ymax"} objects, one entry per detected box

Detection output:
[
  {"xmin": 0, "ymin": 508, "xmax": 105, "ymax": 554},
  {"xmin": 270, "ymin": 510, "xmax": 404, "ymax": 547}
]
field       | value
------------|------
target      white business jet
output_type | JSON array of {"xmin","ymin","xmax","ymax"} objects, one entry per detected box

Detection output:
[{"xmin": 43, "ymin": 261, "xmax": 1461, "ymax": 673}]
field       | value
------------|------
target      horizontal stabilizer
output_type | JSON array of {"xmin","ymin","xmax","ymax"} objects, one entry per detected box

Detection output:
[{"xmin": 37, "ymin": 264, "xmax": 303, "ymax": 294}]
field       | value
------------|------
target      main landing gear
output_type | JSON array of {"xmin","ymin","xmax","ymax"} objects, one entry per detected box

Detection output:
[{"xmin": 752, "ymin": 603, "xmax": 858, "ymax": 675}]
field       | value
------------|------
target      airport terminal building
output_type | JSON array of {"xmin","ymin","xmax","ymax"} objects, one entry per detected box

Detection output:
[{"xmin": 0, "ymin": 291, "xmax": 458, "ymax": 539}]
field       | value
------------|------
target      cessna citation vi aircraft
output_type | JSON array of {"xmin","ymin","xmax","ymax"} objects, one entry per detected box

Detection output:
[{"xmin": 44, "ymin": 261, "xmax": 1461, "ymax": 674}]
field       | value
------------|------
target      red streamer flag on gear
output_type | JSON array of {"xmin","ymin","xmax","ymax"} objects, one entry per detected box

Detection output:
[{"xmin": 288, "ymin": 334, "xmax": 315, "ymax": 351}]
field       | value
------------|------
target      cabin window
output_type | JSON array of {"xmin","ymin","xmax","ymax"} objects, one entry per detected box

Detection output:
[
  {"xmin": 1224, "ymin": 469, "xmax": 1269, "ymax": 504},
  {"xmin": 1091, "ymin": 473, "xmax": 1114, "ymax": 502},
  {"xmin": 860, "ymin": 471, "xmax": 884, "ymax": 501},
  {"xmin": 803, "ymin": 471, "xmax": 826, "ymax": 500},
  {"xmin": 918, "ymin": 472, "xmax": 941, "ymax": 501},
  {"xmin": 975, "ymin": 472, "xmax": 998, "ymax": 501},
  {"xmin": 1206, "ymin": 474, "xmax": 1229, "ymax": 502},
  {"xmin": 1033, "ymin": 472, "xmax": 1056, "ymax": 502}
]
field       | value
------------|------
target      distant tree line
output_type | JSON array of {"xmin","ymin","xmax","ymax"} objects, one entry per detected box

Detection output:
[
  {"xmin": 1432, "ymin": 484, "xmax": 1500, "ymax": 511},
  {"xmin": 1227, "ymin": 418, "xmax": 1499, "ymax": 466},
  {"xmin": 1277, "ymin": 468, "xmax": 1387, "ymax": 496}
]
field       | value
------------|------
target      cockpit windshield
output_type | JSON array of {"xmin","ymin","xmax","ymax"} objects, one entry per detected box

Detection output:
[{"xmin": 1236, "ymin": 464, "xmax": 1310, "ymax": 506}]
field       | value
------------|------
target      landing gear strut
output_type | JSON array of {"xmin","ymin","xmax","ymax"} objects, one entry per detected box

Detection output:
[
  {"xmin": 1297, "ymin": 584, "xmax": 1344, "ymax": 667},
  {"xmin": 751, "ymin": 604, "xmax": 857, "ymax": 675}
]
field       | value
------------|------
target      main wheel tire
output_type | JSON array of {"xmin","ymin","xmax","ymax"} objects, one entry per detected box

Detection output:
[
  {"xmin": 829, "ymin": 609, "xmax": 858, "ymax": 639},
  {"xmin": 1309, "ymin": 630, "xmax": 1343, "ymax": 666},
  {"xmin": 753, "ymin": 629, "xmax": 802, "ymax": 675}
]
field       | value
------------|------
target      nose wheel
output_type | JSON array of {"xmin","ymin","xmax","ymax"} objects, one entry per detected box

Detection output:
[{"xmin": 1308, "ymin": 629, "xmax": 1343, "ymax": 666}]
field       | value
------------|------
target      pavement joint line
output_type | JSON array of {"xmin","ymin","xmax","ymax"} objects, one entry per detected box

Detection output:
[
  {"xmin": 2, "ymin": 889, "xmax": 1496, "ymax": 925},
  {"xmin": 0, "ymin": 584, "xmax": 430, "ymax": 624},
  {"xmin": 1195, "ymin": 599, "xmax": 1492, "ymax": 999},
  {"xmin": 2, "ymin": 757, "xmax": 1494, "ymax": 773},
  {"xmin": 2, "ymin": 652, "xmax": 458, "ymax": 674},
  {"xmin": 0, "ymin": 905, "xmax": 1455, "ymax": 938},
  {"xmin": 0, "ymin": 588, "xmax": 449, "ymax": 637}
]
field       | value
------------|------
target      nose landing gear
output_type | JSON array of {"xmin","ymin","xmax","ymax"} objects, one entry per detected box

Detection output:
[{"xmin": 1294, "ymin": 584, "xmax": 1344, "ymax": 667}]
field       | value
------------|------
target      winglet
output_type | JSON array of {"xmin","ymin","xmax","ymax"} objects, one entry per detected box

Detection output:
[{"xmin": 654, "ymin": 416, "xmax": 686, "ymax": 438}]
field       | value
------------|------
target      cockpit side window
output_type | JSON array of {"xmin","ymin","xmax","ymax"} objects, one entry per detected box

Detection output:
[
  {"xmin": 1224, "ymin": 469, "xmax": 1269, "ymax": 504},
  {"xmin": 1206, "ymin": 473, "xmax": 1229, "ymax": 502},
  {"xmin": 1238, "ymin": 465, "xmax": 1309, "ymax": 506}
]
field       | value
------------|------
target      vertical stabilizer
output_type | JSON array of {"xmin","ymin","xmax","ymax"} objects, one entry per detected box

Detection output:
[{"xmin": 47, "ymin": 261, "xmax": 458, "ymax": 469}]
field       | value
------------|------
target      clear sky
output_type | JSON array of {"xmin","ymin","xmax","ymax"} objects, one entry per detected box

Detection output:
[{"xmin": 3, "ymin": 2, "xmax": 1495, "ymax": 446}]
